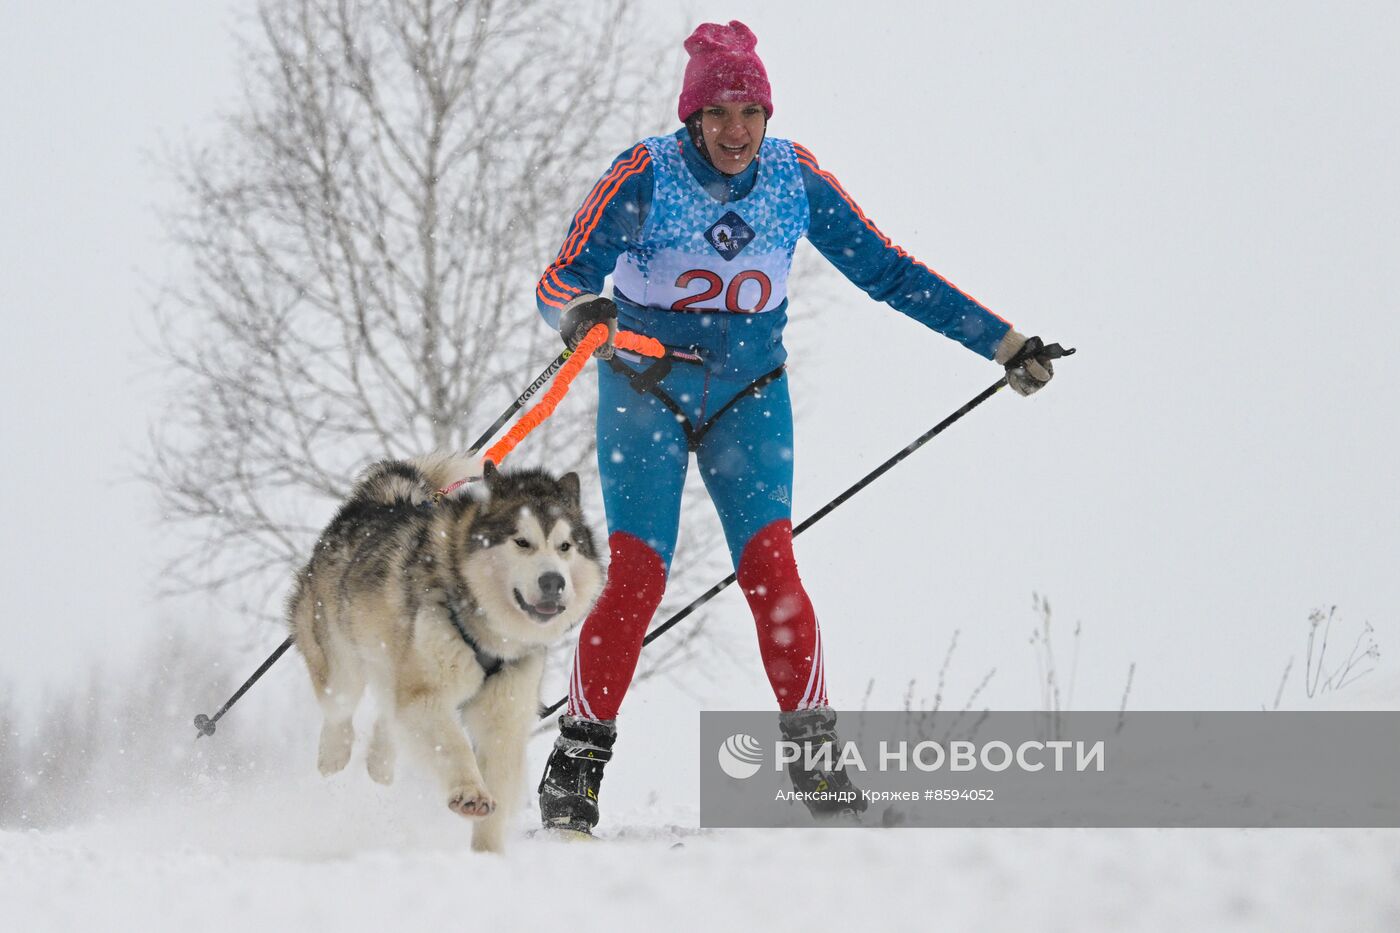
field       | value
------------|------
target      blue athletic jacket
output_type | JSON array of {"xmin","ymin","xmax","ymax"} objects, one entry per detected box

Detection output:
[{"xmin": 536, "ymin": 128, "xmax": 1011, "ymax": 382}]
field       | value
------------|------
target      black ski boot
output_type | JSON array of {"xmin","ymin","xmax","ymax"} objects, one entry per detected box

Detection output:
[
  {"xmin": 538, "ymin": 714, "xmax": 617, "ymax": 835},
  {"xmin": 779, "ymin": 707, "xmax": 869, "ymax": 820}
]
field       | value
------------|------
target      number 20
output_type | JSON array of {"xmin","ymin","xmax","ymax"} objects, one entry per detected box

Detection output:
[{"xmin": 672, "ymin": 269, "xmax": 772, "ymax": 313}]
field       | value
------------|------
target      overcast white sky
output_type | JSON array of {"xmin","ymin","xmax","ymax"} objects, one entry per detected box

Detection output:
[{"xmin": 2, "ymin": 2, "xmax": 1397, "ymax": 712}]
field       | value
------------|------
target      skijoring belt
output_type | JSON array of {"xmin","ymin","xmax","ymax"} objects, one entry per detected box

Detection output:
[
  {"xmin": 612, "ymin": 289, "xmax": 789, "ymax": 383},
  {"xmin": 606, "ymin": 355, "xmax": 786, "ymax": 453}
]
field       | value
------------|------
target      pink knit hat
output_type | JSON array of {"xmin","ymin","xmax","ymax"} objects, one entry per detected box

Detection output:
[{"xmin": 677, "ymin": 20, "xmax": 773, "ymax": 122}]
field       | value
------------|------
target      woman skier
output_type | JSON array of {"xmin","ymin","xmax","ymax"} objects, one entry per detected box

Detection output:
[{"xmin": 534, "ymin": 20, "xmax": 1054, "ymax": 835}]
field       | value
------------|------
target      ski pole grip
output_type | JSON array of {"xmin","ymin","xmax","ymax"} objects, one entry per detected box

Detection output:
[
  {"xmin": 571, "ymin": 323, "xmax": 609, "ymax": 360},
  {"xmin": 1007, "ymin": 336, "xmax": 1076, "ymax": 368}
]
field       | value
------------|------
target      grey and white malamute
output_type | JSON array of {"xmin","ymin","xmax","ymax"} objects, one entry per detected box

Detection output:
[{"xmin": 289, "ymin": 454, "xmax": 603, "ymax": 852}]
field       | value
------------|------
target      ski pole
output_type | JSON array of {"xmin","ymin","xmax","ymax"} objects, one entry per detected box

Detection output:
[
  {"xmin": 193, "ymin": 637, "xmax": 294, "ymax": 737},
  {"xmin": 539, "ymin": 342, "xmax": 1076, "ymax": 719},
  {"xmin": 464, "ymin": 350, "xmax": 572, "ymax": 457}
]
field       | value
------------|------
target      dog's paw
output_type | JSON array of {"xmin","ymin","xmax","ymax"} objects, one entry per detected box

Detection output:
[
  {"xmin": 318, "ymin": 745, "xmax": 352, "ymax": 776},
  {"xmin": 366, "ymin": 750, "xmax": 395, "ymax": 785},
  {"xmin": 448, "ymin": 788, "xmax": 496, "ymax": 819},
  {"xmin": 317, "ymin": 722, "xmax": 354, "ymax": 776},
  {"xmin": 366, "ymin": 723, "xmax": 395, "ymax": 785}
]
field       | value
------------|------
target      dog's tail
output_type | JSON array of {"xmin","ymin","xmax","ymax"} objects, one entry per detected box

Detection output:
[
  {"xmin": 351, "ymin": 453, "xmax": 483, "ymax": 507},
  {"xmin": 410, "ymin": 452, "xmax": 484, "ymax": 495}
]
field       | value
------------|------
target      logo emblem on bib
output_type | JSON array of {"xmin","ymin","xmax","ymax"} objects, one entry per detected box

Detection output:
[{"xmin": 704, "ymin": 211, "xmax": 756, "ymax": 261}]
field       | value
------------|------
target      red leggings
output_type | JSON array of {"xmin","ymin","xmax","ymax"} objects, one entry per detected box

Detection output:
[{"xmin": 567, "ymin": 520, "xmax": 827, "ymax": 721}]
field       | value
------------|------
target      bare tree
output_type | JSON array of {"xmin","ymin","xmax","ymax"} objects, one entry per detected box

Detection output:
[{"xmin": 149, "ymin": 0, "xmax": 679, "ymax": 614}]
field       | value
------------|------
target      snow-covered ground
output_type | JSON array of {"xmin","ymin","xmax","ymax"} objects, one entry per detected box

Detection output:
[
  {"xmin": 6, "ymin": 670, "xmax": 1400, "ymax": 933},
  {"xmin": 4, "ymin": 781, "xmax": 1398, "ymax": 933},
  {"xmin": 2, "ymin": 629, "xmax": 1394, "ymax": 933}
]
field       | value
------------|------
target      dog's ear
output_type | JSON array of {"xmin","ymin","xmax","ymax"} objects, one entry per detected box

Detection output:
[
  {"xmin": 482, "ymin": 459, "xmax": 501, "ymax": 489},
  {"xmin": 559, "ymin": 471, "xmax": 581, "ymax": 504}
]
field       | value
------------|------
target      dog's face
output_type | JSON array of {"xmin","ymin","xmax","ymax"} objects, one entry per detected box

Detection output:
[{"xmin": 460, "ymin": 464, "xmax": 604, "ymax": 647}]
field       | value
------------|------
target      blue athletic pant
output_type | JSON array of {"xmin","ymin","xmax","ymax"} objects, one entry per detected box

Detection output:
[
  {"xmin": 596, "ymin": 357, "xmax": 794, "ymax": 571},
  {"xmin": 566, "ymin": 356, "xmax": 830, "ymax": 719}
]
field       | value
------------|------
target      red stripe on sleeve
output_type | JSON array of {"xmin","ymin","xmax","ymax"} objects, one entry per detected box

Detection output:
[{"xmin": 537, "ymin": 145, "xmax": 651, "ymax": 308}]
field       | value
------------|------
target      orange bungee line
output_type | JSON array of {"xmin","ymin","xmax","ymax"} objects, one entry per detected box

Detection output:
[{"xmin": 476, "ymin": 324, "xmax": 664, "ymax": 474}]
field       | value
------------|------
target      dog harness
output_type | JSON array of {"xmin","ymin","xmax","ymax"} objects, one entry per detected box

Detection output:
[{"xmin": 446, "ymin": 599, "xmax": 506, "ymax": 679}]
